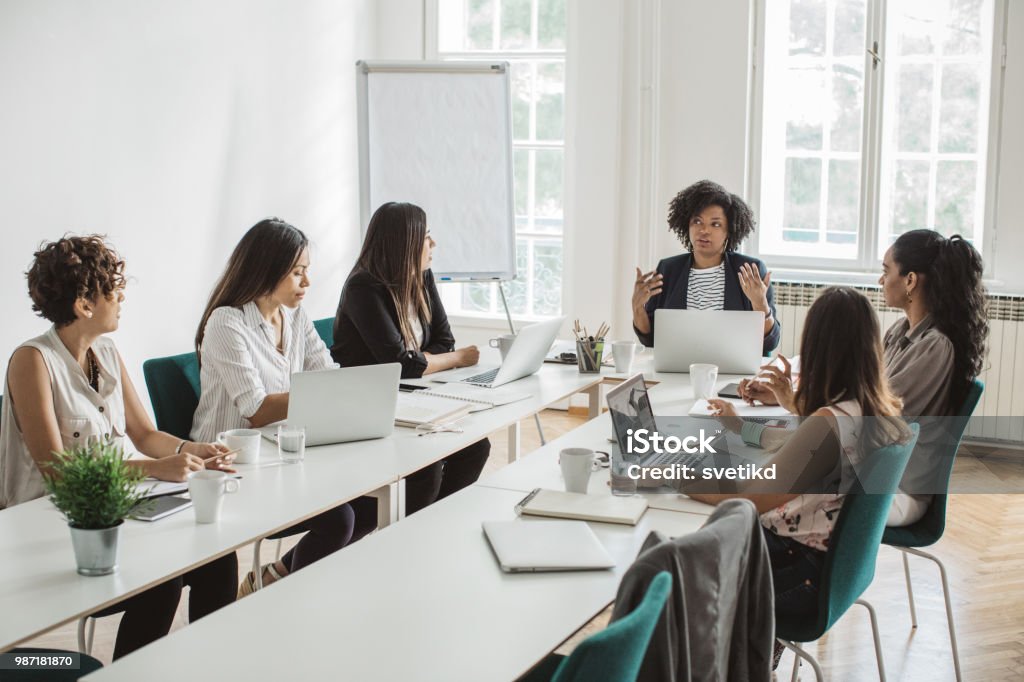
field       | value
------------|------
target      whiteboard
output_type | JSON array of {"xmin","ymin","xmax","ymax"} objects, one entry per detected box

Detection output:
[{"xmin": 356, "ymin": 61, "xmax": 516, "ymax": 281}]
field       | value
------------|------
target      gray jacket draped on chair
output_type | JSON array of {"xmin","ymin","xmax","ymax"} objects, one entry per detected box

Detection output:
[{"xmin": 610, "ymin": 499, "xmax": 774, "ymax": 682}]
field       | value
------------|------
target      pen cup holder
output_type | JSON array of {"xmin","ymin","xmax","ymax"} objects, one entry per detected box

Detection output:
[{"xmin": 576, "ymin": 339, "xmax": 604, "ymax": 374}]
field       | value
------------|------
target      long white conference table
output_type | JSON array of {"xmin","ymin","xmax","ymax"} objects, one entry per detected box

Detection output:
[
  {"xmin": 0, "ymin": 360, "xmax": 603, "ymax": 653},
  {"xmin": 84, "ymin": 374, "xmax": 743, "ymax": 681}
]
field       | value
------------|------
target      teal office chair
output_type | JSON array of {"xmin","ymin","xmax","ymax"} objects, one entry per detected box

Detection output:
[
  {"xmin": 779, "ymin": 423, "xmax": 919, "ymax": 682},
  {"xmin": 882, "ymin": 379, "xmax": 983, "ymax": 682},
  {"xmin": 521, "ymin": 571, "xmax": 672, "ymax": 682},
  {"xmin": 313, "ymin": 317, "xmax": 334, "ymax": 348},
  {"xmin": 142, "ymin": 352, "xmax": 202, "ymax": 439}
]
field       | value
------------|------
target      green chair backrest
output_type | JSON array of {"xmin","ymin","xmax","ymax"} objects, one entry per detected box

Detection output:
[
  {"xmin": 814, "ymin": 422, "xmax": 919, "ymax": 636},
  {"xmin": 883, "ymin": 379, "xmax": 983, "ymax": 548},
  {"xmin": 142, "ymin": 352, "xmax": 202, "ymax": 441},
  {"xmin": 313, "ymin": 317, "xmax": 334, "ymax": 349},
  {"xmin": 551, "ymin": 571, "xmax": 672, "ymax": 682}
]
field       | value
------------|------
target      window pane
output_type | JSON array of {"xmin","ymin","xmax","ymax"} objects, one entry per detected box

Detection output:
[
  {"xmin": 514, "ymin": 149, "xmax": 528, "ymax": 217},
  {"xmin": 461, "ymin": 282, "xmax": 494, "ymax": 312},
  {"xmin": 896, "ymin": 64, "xmax": 933, "ymax": 152},
  {"xmin": 532, "ymin": 240, "xmax": 563, "ymax": 315},
  {"xmin": 830, "ymin": 63, "xmax": 863, "ymax": 152},
  {"xmin": 507, "ymin": 237, "xmax": 530, "ymax": 314},
  {"xmin": 466, "ymin": 0, "xmax": 495, "ymax": 50},
  {"xmin": 936, "ymin": 160, "xmax": 977, "ymax": 237},
  {"xmin": 893, "ymin": 1, "xmax": 937, "ymax": 56},
  {"xmin": 783, "ymin": 158, "xmax": 822, "ymax": 242},
  {"xmin": 537, "ymin": 0, "xmax": 566, "ymax": 49},
  {"xmin": 827, "ymin": 159, "xmax": 860, "ymax": 241},
  {"xmin": 510, "ymin": 62, "xmax": 531, "ymax": 141},
  {"xmin": 939, "ymin": 63, "xmax": 980, "ymax": 153},
  {"xmin": 500, "ymin": 0, "xmax": 532, "ymax": 50},
  {"xmin": 535, "ymin": 62, "xmax": 565, "ymax": 141},
  {"xmin": 789, "ymin": 0, "xmax": 826, "ymax": 56},
  {"xmin": 890, "ymin": 160, "xmax": 930, "ymax": 236},
  {"xmin": 786, "ymin": 66, "xmax": 825, "ymax": 150},
  {"xmin": 833, "ymin": 0, "xmax": 866, "ymax": 57},
  {"xmin": 534, "ymin": 149, "xmax": 563, "ymax": 222},
  {"xmin": 944, "ymin": 0, "xmax": 984, "ymax": 56}
]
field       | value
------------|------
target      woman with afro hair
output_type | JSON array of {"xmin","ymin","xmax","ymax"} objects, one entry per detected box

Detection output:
[{"xmin": 632, "ymin": 180, "xmax": 781, "ymax": 354}]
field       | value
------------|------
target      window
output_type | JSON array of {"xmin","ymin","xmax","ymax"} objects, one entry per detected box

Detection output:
[
  {"xmin": 753, "ymin": 0, "xmax": 1001, "ymax": 269},
  {"xmin": 433, "ymin": 0, "xmax": 566, "ymax": 319}
]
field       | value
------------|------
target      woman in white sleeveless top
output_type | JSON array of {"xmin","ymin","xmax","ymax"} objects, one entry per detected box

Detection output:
[
  {"xmin": 691, "ymin": 288, "xmax": 909, "ymax": 666},
  {"xmin": 0, "ymin": 236, "xmax": 237, "ymax": 659}
]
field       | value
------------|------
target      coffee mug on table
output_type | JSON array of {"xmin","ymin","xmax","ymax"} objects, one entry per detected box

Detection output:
[
  {"xmin": 559, "ymin": 447, "xmax": 595, "ymax": 494},
  {"xmin": 488, "ymin": 334, "xmax": 516, "ymax": 361},
  {"xmin": 188, "ymin": 470, "xmax": 241, "ymax": 524},
  {"xmin": 690, "ymin": 363, "xmax": 719, "ymax": 400},
  {"xmin": 611, "ymin": 341, "xmax": 638, "ymax": 373},
  {"xmin": 216, "ymin": 428, "xmax": 261, "ymax": 464}
]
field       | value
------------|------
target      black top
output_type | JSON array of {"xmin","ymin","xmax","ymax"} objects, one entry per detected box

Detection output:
[
  {"xmin": 331, "ymin": 269, "xmax": 455, "ymax": 379},
  {"xmin": 633, "ymin": 251, "xmax": 781, "ymax": 355}
]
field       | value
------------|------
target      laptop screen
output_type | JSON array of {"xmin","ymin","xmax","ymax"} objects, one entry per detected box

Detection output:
[{"xmin": 606, "ymin": 375, "xmax": 657, "ymax": 456}]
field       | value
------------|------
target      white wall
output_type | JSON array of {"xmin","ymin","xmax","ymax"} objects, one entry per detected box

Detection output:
[{"xmin": 0, "ymin": 0, "xmax": 376, "ymax": 405}]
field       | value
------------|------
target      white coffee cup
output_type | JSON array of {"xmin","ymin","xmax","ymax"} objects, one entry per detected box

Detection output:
[
  {"xmin": 690, "ymin": 363, "xmax": 719, "ymax": 400},
  {"xmin": 188, "ymin": 470, "xmax": 240, "ymax": 524},
  {"xmin": 489, "ymin": 334, "xmax": 516, "ymax": 361},
  {"xmin": 612, "ymin": 341, "xmax": 638, "ymax": 373},
  {"xmin": 217, "ymin": 428, "xmax": 261, "ymax": 465},
  {"xmin": 560, "ymin": 447, "xmax": 595, "ymax": 494}
]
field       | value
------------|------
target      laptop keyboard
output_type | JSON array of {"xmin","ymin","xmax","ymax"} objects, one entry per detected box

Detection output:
[
  {"xmin": 463, "ymin": 367, "xmax": 500, "ymax": 385},
  {"xmin": 646, "ymin": 451, "xmax": 703, "ymax": 468}
]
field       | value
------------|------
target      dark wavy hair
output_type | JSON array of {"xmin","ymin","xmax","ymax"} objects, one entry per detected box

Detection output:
[
  {"xmin": 667, "ymin": 180, "xmax": 756, "ymax": 252},
  {"xmin": 196, "ymin": 218, "xmax": 309, "ymax": 358},
  {"xmin": 26, "ymin": 235, "xmax": 126, "ymax": 327},
  {"xmin": 892, "ymin": 229, "xmax": 988, "ymax": 414}
]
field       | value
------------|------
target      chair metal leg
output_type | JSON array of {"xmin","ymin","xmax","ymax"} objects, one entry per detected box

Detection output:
[
  {"xmin": 85, "ymin": 618, "xmax": 95, "ymax": 654},
  {"xmin": 274, "ymin": 538, "xmax": 283, "ymax": 562},
  {"xmin": 790, "ymin": 655, "xmax": 800, "ymax": 682},
  {"xmin": 779, "ymin": 641, "xmax": 823, "ymax": 682},
  {"xmin": 252, "ymin": 539, "xmax": 265, "ymax": 590},
  {"xmin": 855, "ymin": 599, "xmax": 886, "ymax": 681},
  {"xmin": 533, "ymin": 413, "xmax": 546, "ymax": 446},
  {"xmin": 900, "ymin": 546, "xmax": 962, "ymax": 681},
  {"xmin": 76, "ymin": 618, "xmax": 87, "ymax": 653},
  {"xmin": 901, "ymin": 550, "xmax": 918, "ymax": 628}
]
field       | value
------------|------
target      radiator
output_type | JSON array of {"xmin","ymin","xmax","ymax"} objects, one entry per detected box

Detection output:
[{"xmin": 773, "ymin": 282, "xmax": 1024, "ymax": 445}]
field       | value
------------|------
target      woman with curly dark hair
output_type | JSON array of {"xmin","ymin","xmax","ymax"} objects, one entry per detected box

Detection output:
[
  {"xmin": 1, "ymin": 235, "xmax": 238, "ymax": 658},
  {"xmin": 632, "ymin": 179, "xmax": 781, "ymax": 354}
]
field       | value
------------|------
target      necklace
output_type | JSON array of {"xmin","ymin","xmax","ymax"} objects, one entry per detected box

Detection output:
[{"xmin": 87, "ymin": 351, "xmax": 99, "ymax": 392}]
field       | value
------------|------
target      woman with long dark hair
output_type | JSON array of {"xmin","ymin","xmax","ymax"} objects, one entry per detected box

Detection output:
[
  {"xmin": 193, "ymin": 218, "xmax": 354, "ymax": 597},
  {"xmin": 332, "ymin": 202, "xmax": 490, "ymax": 531},
  {"xmin": 693, "ymin": 287, "xmax": 907, "ymax": 621}
]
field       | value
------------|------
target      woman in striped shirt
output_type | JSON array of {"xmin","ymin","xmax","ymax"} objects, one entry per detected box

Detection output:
[
  {"xmin": 632, "ymin": 180, "xmax": 781, "ymax": 355},
  {"xmin": 193, "ymin": 219, "xmax": 354, "ymax": 597}
]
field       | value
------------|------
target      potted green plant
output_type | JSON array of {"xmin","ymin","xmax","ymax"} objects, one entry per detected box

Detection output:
[{"xmin": 43, "ymin": 440, "xmax": 147, "ymax": 576}]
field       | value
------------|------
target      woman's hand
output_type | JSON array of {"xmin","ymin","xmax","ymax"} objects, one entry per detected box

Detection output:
[
  {"xmin": 758, "ymin": 356, "xmax": 797, "ymax": 413},
  {"xmin": 186, "ymin": 441, "xmax": 237, "ymax": 473},
  {"xmin": 632, "ymin": 267, "xmax": 664, "ymax": 312},
  {"xmin": 738, "ymin": 263, "xmax": 771, "ymax": 312},
  {"xmin": 454, "ymin": 345, "xmax": 480, "ymax": 368},
  {"xmin": 706, "ymin": 399, "xmax": 743, "ymax": 433},
  {"xmin": 738, "ymin": 377, "xmax": 779, "ymax": 406},
  {"xmin": 146, "ymin": 452, "xmax": 206, "ymax": 482}
]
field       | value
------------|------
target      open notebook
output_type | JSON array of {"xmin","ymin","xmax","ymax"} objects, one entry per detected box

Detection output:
[
  {"xmin": 395, "ymin": 392, "xmax": 472, "ymax": 427},
  {"xmin": 420, "ymin": 383, "xmax": 530, "ymax": 412}
]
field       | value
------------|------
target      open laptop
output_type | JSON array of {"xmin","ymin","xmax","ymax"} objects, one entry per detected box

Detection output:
[
  {"xmin": 432, "ymin": 316, "xmax": 565, "ymax": 388},
  {"xmin": 653, "ymin": 309, "xmax": 763, "ymax": 374},
  {"xmin": 482, "ymin": 520, "xmax": 614, "ymax": 573},
  {"xmin": 260, "ymin": 363, "xmax": 400, "ymax": 446}
]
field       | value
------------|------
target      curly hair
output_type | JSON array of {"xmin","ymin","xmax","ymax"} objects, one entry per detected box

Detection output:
[
  {"xmin": 892, "ymin": 229, "xmax": 989, "ymax": 414},
  {"xmin": 26, "ymin": 235, "xmax": 126, "ymax": 327},
  {"xmin": 667, "ymin": 180, "xmax": 756, "ymax": 252}
]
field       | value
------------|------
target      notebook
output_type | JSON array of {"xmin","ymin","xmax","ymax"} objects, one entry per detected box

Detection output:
[
  {"xmin": 420, "ymin": 383, "xmax": 531, "ymax": 412},
  {"xmin": 514, "ymin": 488, "xmax": 649, "ymax": 526},
  {"xmin": 395, "ymin": 392, "xmax": 473, "ymax": 427},
  {"xmin": 482, "ymin": 520, "xmax": 615, "ymax": 573}
]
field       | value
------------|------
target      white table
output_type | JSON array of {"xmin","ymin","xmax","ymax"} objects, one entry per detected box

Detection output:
[
  {"xmin": 0, "ymin": 363, "xmax": 603, "ymax": 652},
  {"xmin": 85, "ymin": 486, "xmax": 711, "ymax": 682}
]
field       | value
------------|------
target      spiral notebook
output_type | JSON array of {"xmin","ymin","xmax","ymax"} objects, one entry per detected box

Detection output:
[
  {"xmin": 514, "ymin": 488, "xmax": 649, "ymax": 526},
  {"xmin": 420, "ymin": 384, "xmax": 531, "ymax": 412},
  {"xmin": 395, "ymin": 393, "xmax": 472, "ymax": 427}
]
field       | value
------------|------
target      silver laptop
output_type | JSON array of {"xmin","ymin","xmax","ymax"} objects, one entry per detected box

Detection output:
[
  {"xmin": 653, "ymin": 309, "xmax": 763, "ymax": 374},
  {"xmin": 260, "ymin": 364, "xmax": 400, "ymax": 446},
  {"xmin": 482, "ymin": 520, "xmax": 614, "ymax": 573},
  {"xmin": 433, "ymin": 316, "xmax": 565, "ymax": 388}
]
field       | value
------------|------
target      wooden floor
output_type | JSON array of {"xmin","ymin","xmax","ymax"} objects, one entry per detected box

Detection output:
[{"xmin": 22, "ymin": 411, "xmax": 1024, "ymax": 681}]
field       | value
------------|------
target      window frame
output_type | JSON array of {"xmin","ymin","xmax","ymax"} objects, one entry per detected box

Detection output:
[{"xmin": 746, "ymin": 0, "xmax": 1008, "ymax": 280}]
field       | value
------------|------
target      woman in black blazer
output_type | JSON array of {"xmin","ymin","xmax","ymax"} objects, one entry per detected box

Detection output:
[
  {"xmin": 332, "ymin": 202, "xmax": 490, "ymax": 531},
  {"xmin": 633, "ymin": 180, "xmax": 781, "ymax": 355}
]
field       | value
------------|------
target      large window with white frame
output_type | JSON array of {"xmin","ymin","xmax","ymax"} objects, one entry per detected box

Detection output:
[
  {"xmin": 753, "ymin": 0, "xmax": 1002, "ymax": 270},
  {"xmin": 432, "ymin": 0, "xmax": 566, "ymax": 319}
]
